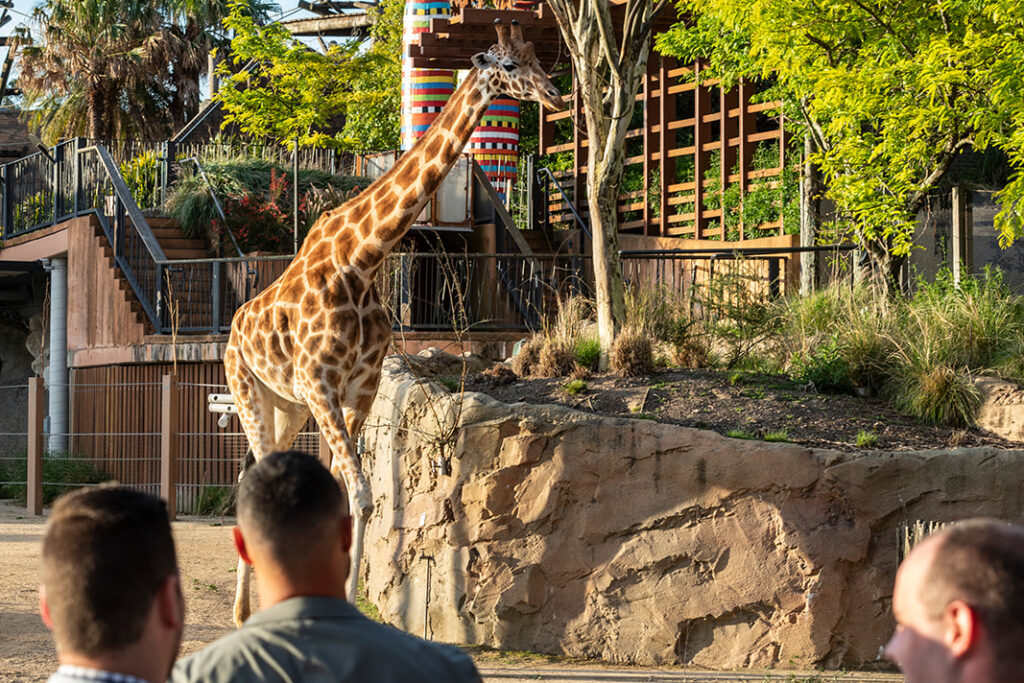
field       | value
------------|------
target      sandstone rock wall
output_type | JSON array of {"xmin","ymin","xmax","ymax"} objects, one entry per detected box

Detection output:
[{"xmin": 360, "ymin": 353, "xmax": 1024, "ymax": 669}]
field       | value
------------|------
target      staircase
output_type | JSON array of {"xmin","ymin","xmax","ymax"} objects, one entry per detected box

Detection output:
[{"xmin": 96, "ymin": 216, "xmax": 214, "ymax": 333}]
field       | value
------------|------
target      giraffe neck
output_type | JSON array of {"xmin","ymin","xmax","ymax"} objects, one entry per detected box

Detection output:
[{"xmin": 339, "ymin": 68, "xmax": 496, "ymax": 276}]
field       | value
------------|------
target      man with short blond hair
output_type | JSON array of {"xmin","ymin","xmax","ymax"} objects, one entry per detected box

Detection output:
[
  {"xmin": 40, "ymin": 486, "xmax": 185, "ymax": 683},
  {"xmin": 885, "ymin": 518, "xmax": 1024, "ymax": 683}
]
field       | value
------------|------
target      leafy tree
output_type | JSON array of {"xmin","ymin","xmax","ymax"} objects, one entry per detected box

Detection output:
[
  {"xmin": 17, "ymin": 0, "xmax": 270, "ymax": 142},
  {"xmin": 546, "ymin": 0, "xmax": 668, "ymax": 360},
  {"xmin": 215, "ymin": 0, "xmax": 402, "ymax": 151},
  {"xmin": 656, "ymin": 0, "xmax": 1024, "ymax": 290}
]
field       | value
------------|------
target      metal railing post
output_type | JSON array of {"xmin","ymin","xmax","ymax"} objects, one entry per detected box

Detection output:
[
  {"xmin": 211, "ymin": 260, "xmax": 222, "ymax": 333},
  {"xmin": 160, "ymin": 374, "xmax": 178, "ymax": 519},
  {"xmin": 1, "ymin": 164, "xmax": 8, "ymax": 238},
  {"xmin": 27, "ymin": 376, "xmax": 45, "ymax": 515},
  {"xmin": 155, "ymin": 262, "xmax": 165, "ymax": 331}
]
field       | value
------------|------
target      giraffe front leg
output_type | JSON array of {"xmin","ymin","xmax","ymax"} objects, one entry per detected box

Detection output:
[{"xmin": 306, "ymin": 397, "xmax": 373, "ymax": 603}]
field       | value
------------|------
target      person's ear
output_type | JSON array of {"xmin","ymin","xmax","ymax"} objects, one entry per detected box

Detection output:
[
  {"xmin": 39, "ymin": 585, "xmax": 53, "ymax": 630},
  {"xmin": 233, "ymin": 526, "xmax": 254, "ymax": 566},
  {"xmin": 157, "ymin": 575, "xmax": 185, "ymax": 629},
  {"xmin": 944, "ymin": 599, "xmax": 978, "ymax": 657}
]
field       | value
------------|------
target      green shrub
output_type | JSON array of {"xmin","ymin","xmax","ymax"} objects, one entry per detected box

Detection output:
[
  {"xmin": 14, "ymin": 191, "xmax": 52, "ymax": 228},
  {"xmin": 855, "ymin": 430, "xmax": 879, "ymax": 448},
  {"xmin": 194, "ymin": 486, "xmax": 235, "ymax": 516},
  {"xmin": 562, "ymin": 379, "xmax": 587, "ymax": 395},
  {"xmin": 573, "ymin": 337, "xmax": 601, "ymax": 371},
  {"xmin": 0, "ymin": 453, "xmax": 111, "ymax": 504},
  {"xmin": 887, "ymin": 361, "xmax": 981, "ymax": 427},
  {"xmin": 120, "ymin": 150, "xmax": 161, "ymax": 209},
  {"xmin": 791, "ymin": 338, "xmax": 854, "ymax": 394},
  {"xmin": 165, "ymin": 157, "xmax": 369, "ymax": 247},
  {"xmin": 436, "ymin": 376, "xmax": 460, "ymax": 393},
  {"xmin": 726, "ymin": 429, "xmax": 755, "ymax": 440}
]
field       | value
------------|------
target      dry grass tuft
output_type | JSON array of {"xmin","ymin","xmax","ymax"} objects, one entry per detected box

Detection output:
[{"xmin": 610, "ymin": 327, "xmax": 654, "ymax": 377}]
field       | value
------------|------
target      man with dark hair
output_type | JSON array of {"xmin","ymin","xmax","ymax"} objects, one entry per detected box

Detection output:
[
  {"xmin": 40, "ymin": 486, "xmax": 185, "ymax": 683},
  {"xmin": 172, "ymin": 450, "xmax": 481, "ymax": 682},
  {"xmin": 885, "ymin": 518, "xmax": 1024, "ymax": 683}
]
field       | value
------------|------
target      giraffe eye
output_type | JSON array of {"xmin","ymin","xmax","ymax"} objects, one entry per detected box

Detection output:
[{"xmin": 502, "ymin": 61, "xmax": 518, "ymax": 72}]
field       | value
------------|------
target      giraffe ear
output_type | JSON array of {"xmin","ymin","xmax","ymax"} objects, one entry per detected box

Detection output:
[{"xmin": 471, "ymin": 52, "xmax": 495, "ymax": 70}]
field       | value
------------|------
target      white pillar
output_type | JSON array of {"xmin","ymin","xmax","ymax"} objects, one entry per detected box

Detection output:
[{"xmin": 45, "ymin": 257, "xmax": 68, "ymax": 454}]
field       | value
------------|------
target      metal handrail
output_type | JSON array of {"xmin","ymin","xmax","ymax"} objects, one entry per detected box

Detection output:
[
  {"xmin": 536, "ymin": 166, "xmax": 591, "ymax": 238},
  {"xmin": 178, "ymin": 156, "xmax": 245, "ymax": 259}
]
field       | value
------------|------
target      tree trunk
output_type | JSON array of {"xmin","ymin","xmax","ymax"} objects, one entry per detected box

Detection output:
[
  {"xmin": 588, "ymin": 157, "xmax": 627, "ymax": 357},
  {"xmin": 799, "ymin": 134, "xmax": 819, "ymax": 296},
  {"xmin": 87, "ymin": 86, "xmax": 104, "ymax": 139}
]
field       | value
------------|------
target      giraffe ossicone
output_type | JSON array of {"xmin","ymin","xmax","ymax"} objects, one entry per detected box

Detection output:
[{"xmin": 224, "ymin": 18, "xmax": 563, "ymax": 628}]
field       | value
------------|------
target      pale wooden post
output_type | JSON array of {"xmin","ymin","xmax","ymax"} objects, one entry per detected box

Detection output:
[
  {"xmin": 160, "ymin": 374, "xmax": 178, "ymax": 520},
  {"xmin": 27, "ymin": 376, "xmax": 45, "ymax": 515}
]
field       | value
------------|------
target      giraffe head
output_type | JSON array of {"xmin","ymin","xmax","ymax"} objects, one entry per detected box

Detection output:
[{"xmin": 470, "ymin": 19, "xmax": 563, "ymax": 111}]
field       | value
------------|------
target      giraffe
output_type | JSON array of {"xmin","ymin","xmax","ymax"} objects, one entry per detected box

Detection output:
[{"xmin": 224, "ymin": 19, "xmax": 563, "ymax": 627}]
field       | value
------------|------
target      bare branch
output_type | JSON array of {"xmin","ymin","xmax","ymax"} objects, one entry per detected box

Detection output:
[{"xmin": 908, "ymin": 137, "xmax": 974, "ymax": 213}]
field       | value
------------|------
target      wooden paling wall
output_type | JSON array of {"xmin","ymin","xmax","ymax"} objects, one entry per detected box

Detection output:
[{"xmin": 540, "ymin": 56, "xmax": 791, "ymax": 241}]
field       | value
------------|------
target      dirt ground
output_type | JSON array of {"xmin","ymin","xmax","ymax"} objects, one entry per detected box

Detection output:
[
  {"xmin": 464, "ymin": 367, "xmax": 1020, "ymax": 452},
  {"xmin": 0, "ymin": 501, "xmax": 240, "ymax": 683},
  {"xmin": 0, "ymin": 501, "xmax": 904, "ymax": 683}
]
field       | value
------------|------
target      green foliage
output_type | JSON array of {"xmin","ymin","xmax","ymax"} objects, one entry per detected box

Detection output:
[
  {"xmin": 216, "ymin": 0, "xmax": 400, "ymax": 151},
  {"xmin": 194, "ymin": 486, "xmax": 234, "ymax": 516},
  {"xmin": 791, "ymin": 338, "xmax": 854, "ymax": 394},
  {"xmin": 699, "ymin": 265, "xmax": 782, "ymax": 369},
  {"xmin": 573, "ymin": 337, "xmax": 601, "ymax": 371},
  {"xmin": 120, "ymin": 150, "xmax": 161, "ymax": 209},
  {"xmin": 657, "ymin": 0, "xmax": 1024, "ymax": 271},
  {"xmin": 17, "ymin": 0, "xmax": 267, "ymax": 142},
  {"xmin": 0, "ymin": 453, "xmax": 111, "ymax": 504},
  {"xmin": 561, "ymin": 379, "xmax": 588, "ymax": 395},
  {"xmin": 436, "ymin": 377, "xmax": 460, "ymax": 393},
  {"xmin": 855, "ymin": 430, "xmax": 879, "ymax": 448},
  {"xmin": 165, "ymin": 157, "xmax": 368, "ymax": 247},
  {"xmin": 356, "ymin": 579, "xmax": 381, "ymax": 622},
  {"xmin": 763, "ymin": 428, "xmax": 790, "ymax": 442},
  {"xmin": 14, "ymin": 191, "xmax": 52, "ymax": 228},
  {"xmin": 726, "ymin": 429, "xmax": 755, "ymax": 440}
]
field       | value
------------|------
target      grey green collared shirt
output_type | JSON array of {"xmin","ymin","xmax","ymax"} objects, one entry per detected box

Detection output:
[{"xmin": 170, "ymin": 596, "xmax": 481, "ymax": 683}]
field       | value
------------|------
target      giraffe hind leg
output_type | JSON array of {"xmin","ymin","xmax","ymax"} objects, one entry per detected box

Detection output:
[{"xmin": 224, "ymin": 347, "xmax": 280, "ymax": 627}]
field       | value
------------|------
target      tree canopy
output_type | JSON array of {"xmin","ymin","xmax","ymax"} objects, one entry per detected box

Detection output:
[
  {"xmin": 215, "ymin": 0, "xmax": 402, "ymax": 151},
  {"xmin": 17, "ymin": 0, "xmax": 271, "ymax": 142},
  {"xmin": 656, "ymin": 0, "xmax": 1024, "ymax": 281}
]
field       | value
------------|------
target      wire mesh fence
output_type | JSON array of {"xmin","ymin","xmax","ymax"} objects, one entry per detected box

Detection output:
[
  {"xmin": 0, "ymin": 383, "xmax": 30, "ymax": 500},
  {"xmin": 0, "ymin": 377, "xmax": 329, "ymax": 515}
]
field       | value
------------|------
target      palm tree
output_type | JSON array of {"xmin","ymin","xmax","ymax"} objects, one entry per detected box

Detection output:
[{"xmin": 17, "ymin": 0, "xmax": 274, "ymax": 143}]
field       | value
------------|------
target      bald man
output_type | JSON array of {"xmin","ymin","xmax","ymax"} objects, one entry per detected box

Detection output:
[{"xmin": 885, "ymin": 519, "xmax": 1024, "ymax": 683}]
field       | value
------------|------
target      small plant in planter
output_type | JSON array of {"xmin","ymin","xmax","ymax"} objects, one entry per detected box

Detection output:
[{"xmin": 561, "ymin": 378, "xmax": 587, "ymax": 395}]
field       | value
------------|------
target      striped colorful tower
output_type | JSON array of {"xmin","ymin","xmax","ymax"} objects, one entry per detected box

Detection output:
[
  {"xmin": 467, "ymin": 96, "xmax": 520, "ymax": 204},
  {"xmin": 401, "ymin": 1, "xmax": 455, "ymax": 150}
]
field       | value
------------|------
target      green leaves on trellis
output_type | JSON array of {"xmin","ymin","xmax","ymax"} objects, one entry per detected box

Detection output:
[{"xmin": 657, "ymin": 0, "xmax": 1024, "ymax": 258}]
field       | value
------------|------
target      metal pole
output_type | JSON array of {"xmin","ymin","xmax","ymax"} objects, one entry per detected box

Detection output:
[{"xmin": 293, "ymin": 137, "xmax": 299, "ymax": 255}]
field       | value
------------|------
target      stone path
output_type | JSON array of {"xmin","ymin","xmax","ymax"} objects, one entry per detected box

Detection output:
[{"xmin": 478, "ymin": 666, "xmax": 903, "ymax": 682}]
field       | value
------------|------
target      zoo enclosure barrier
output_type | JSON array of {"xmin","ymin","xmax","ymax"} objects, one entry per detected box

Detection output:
[
  {"xmin": 143, "ymin": 244, "xmax": 858, "ymax": 336},
  {"xmin": 7, "ymin": 376, "xmax": 326, "ymax": 517}
]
